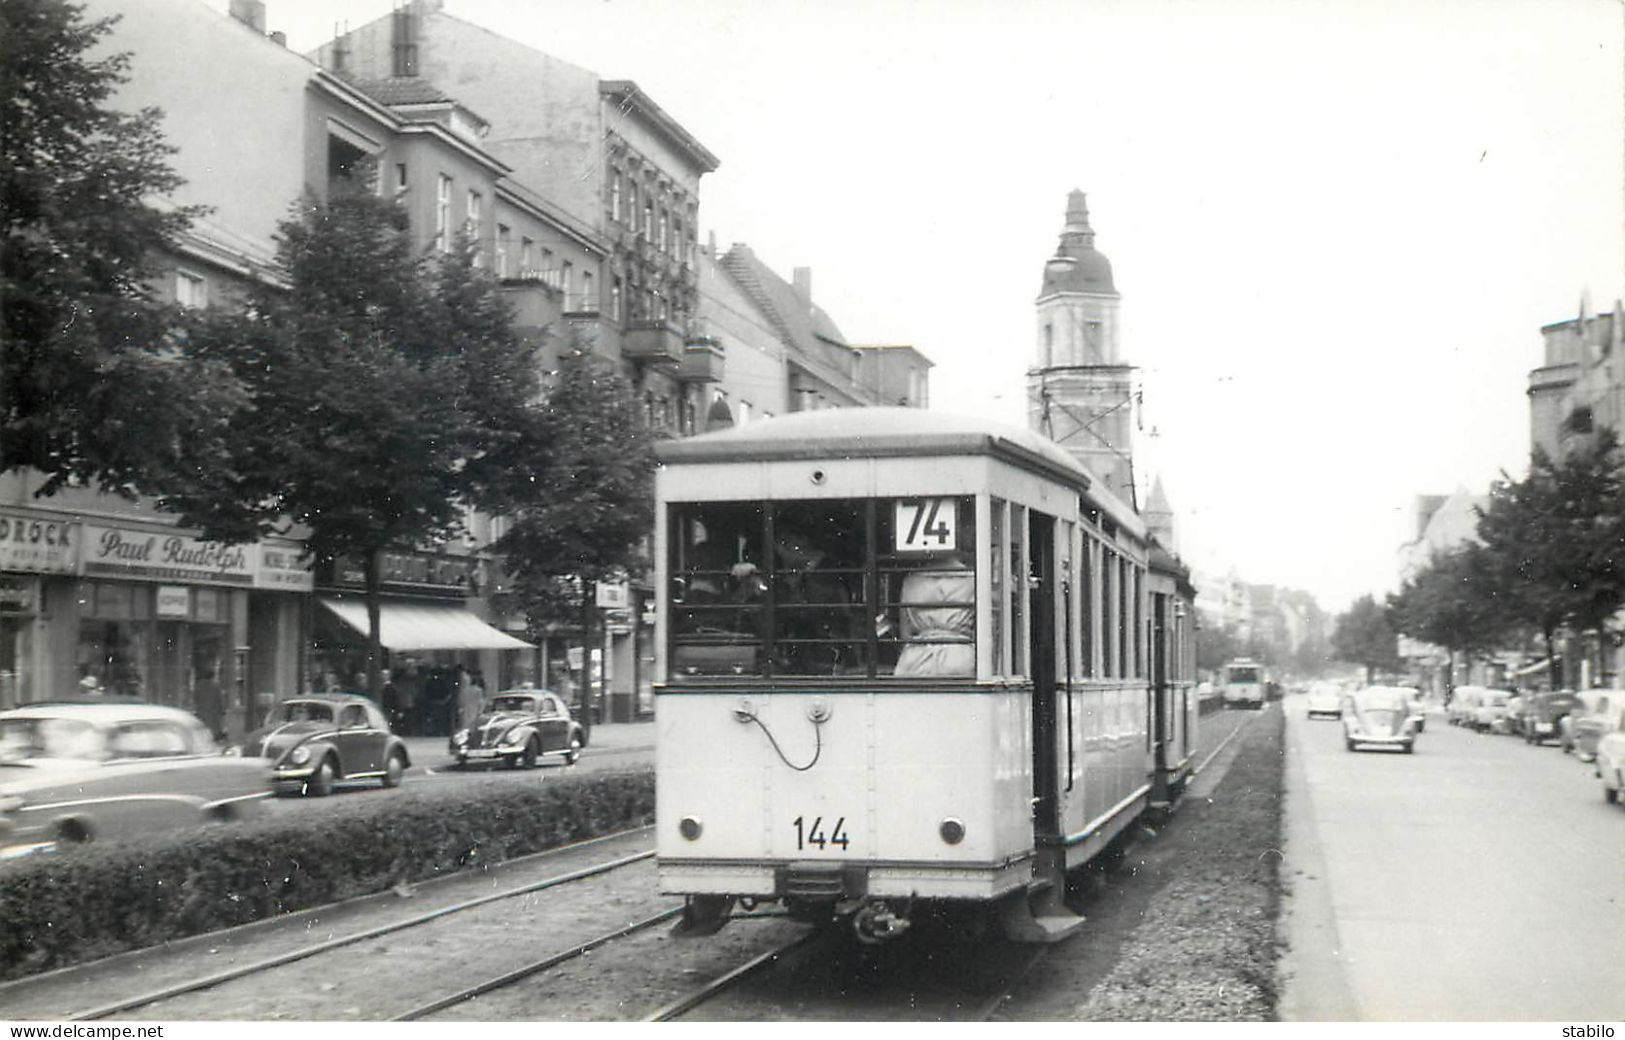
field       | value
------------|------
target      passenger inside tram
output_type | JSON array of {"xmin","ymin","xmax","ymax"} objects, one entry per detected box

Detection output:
[{"xmin": 893, "ymin": 552, "xmax": 976, "ymax": 677}]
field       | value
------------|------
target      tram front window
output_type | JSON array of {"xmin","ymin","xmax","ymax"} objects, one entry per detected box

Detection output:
[{"xmin": 668, "ymin": 497, "xmax": 977, "ymax": 679}]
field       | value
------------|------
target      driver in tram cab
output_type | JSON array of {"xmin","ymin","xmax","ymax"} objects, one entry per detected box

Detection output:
[{"xmin": 894, "ymin": 551, "xmax": 975, "ymax": 677}]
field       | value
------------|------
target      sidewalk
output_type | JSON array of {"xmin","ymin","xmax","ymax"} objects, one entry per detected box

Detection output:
[{"xmin": 401, "ymin": 718, "xmax": 656, "ymax": 765}]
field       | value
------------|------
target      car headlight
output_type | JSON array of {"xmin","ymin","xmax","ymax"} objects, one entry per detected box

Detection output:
[
  {"xmin": 222, "ymin": 745, "xmax": 242, "ymax": 757},
  {"xmin": 452, "ymin": 730, "xmax": 468, "ymax": 746},
  {"xmin": 287, "ymin": 746, "xmax": 311, "ymax": 766}
]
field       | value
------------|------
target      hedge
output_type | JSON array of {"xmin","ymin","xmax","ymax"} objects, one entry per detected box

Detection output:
[{"xmin": 0, "ymin": 768, "xmax": 655, "ymax": 982}]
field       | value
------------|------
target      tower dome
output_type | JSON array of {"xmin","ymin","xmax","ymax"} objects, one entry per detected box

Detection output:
[{"xmin": 1039, "ymin": 190, "xmax": 1116, "ymax": 296}]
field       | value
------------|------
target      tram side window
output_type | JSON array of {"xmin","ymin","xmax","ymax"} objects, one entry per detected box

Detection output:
[
  {"xmin": 1080, "ymin": 536, "xmax": 1096, "ymax": 678},
  {"xmin": 669, "ymin": 503, "xmax": 766, "ymax": 676},
  {"xmin": 879, "ymin": 497, "xmax": 976, "ymax": 677},
  {"xmin": 1009, "ymin": 505, "xmax": 1026, "ymax": 677},
  {"xmin": 1101, "ymin": 549, "xmax": 1117, "ymax": 679},
  {"xmin": 989, "ymin": 499, "xmax": 1005, "ymax": 675}
]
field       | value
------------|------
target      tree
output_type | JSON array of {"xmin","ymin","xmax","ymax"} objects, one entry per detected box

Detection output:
[
  {"xmin": 489, "ymin": 347, "xmax": 657, "ymax": 738},
  {"xmin": 1330, "ymin": 594, "xmax": 1401, "ymax": 683},
  {"xmin": 1388, "ymin": 544, "xmax": 1510, "ymax": 690},
  {"xmin": 164, "ymin": 186, "xmax": 542, "ymax": 698},
  {"xmin": 1475, "ymin": 430, "xmax": 1625, "ymax": 681},
  {"xmin": 1, "ymin": 0, "xmax": 233, "ymax": 494}
]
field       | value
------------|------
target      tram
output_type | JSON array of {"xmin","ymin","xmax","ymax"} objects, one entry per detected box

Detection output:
[{"xmin": 653, "ymin": 408, "xmax": 1197, "ymax": 944}]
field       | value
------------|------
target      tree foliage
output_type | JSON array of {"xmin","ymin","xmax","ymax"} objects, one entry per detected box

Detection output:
[
  {"xmin": 0, "ymin": 0, "xmax": 232, "ymax": 494},
  {"xmin": 1330, "ymin": 594, "xmax": 1401, "ymax": 682},
  {"xmin": 1473, "ymin": 429, "xmax": 1625, "ymax": 674},
  {"xmin": 1387, "ymin": 543, "xmax": 1510, "ymax": 660},
  {"xmin": 164, "ymin": 186, "xmax": 542, "ymax": 692},
  {"xmin": 491, "ymin": 346, "xmax": 657, "ymax": 627}
]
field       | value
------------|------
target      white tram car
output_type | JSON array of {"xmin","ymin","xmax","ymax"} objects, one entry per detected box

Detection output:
[{"xmin": 654, "ymin": 409, "xmax": 1197, "ymax": 943}]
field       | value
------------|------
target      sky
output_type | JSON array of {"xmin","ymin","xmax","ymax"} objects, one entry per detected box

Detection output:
[{"xmin": 225, "ymin": 0, "xmax": 1625, "ymax": 614}]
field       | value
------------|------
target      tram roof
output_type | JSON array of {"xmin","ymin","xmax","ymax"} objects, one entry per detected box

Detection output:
[
  {"xmin": 659, "ymin": 407, "xmax": 1084, "ymax": 481},
  {"xmin": 659, "ymin": 408, "xmax": 1151, "ymax": 540}
]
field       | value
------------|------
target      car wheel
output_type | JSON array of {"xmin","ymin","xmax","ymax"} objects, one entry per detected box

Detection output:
[
  {"xmin": 1345, "ymin": 738, "xmax": 1356, "ymax": 752},
  {"xmin": 381, "ymin": 750, "xmax": 406, "ymax": 788},
  {"xmin": 1606, "ymin": 785, "xmax": 1619, "ymax": 805},
  {"xmin": 502, "ymin": 754, "xmax": 518, "ymax": 769},
  {"xmin": 1403, "ymin": 743, "xmax": 1415, "ymax": 754},
  {"xmin": 306, "ymin": 756, "xmax": 335, "ymax": 797},
  {"xmin": 521, "ymin": 739, "xmax": 538, "ymax": 769},
  {"xmin": 563, "ymin": 734, "xmax": 583, "ymax": 766}
]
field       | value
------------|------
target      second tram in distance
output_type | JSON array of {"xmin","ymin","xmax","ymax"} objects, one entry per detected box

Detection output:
[{"xmin": 653, "ymin": 407, "xmax": 1197, "ymax": 943}]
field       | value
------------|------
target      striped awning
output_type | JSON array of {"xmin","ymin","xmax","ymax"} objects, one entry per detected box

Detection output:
[{"xmin": 319, "ymin": 598, "xmax": 532, "ymax": 651}]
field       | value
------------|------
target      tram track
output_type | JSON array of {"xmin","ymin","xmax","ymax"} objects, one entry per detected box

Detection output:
[{"xmin": 66, "ymin": 847, "xmax": 658, "ymax": 1021}]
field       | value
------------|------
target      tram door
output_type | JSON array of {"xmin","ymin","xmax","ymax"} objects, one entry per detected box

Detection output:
[
  {"xmin": 1151, "ymin": 592, "xmax": 1170, "ymax": 800},
  {"xmin": 1028, "ymin": 512, "xmax": 1059, "ymax": 838}
]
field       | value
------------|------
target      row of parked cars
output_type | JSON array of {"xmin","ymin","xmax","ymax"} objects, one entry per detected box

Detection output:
[
  {"xmin": 1445, "ymin": 685, "xmax": 1625, "ymax": 806},
  {"xmin": 0, "ymin": 687, "xmax": 588, "ymax": 860}
]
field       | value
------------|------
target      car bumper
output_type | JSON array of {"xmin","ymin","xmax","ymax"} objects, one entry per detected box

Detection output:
[
  {"xmin": 1347, "ymin": 732, "xmax": 1414, "ymax": 747},
  {"xmin": 454, "ymin": 746, "xmax": 529, "ymax": 761}
]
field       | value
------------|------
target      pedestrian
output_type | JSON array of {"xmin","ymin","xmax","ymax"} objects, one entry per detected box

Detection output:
[
  {"xmin": 381, "ymin": 668, "xmax": 403, "ymax": 731},
  {"xmin": 457, "ymin": 666, "xmax": 482, "ymax": 728}
]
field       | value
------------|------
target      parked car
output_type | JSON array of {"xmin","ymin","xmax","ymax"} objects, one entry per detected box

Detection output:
[
  {"xmin": 1447, "ymin": 685, "xmax": 1487, "ymax": 727},
  {"xmin": 1567, "ymin": 691, "xmax": 1625, "ymax": 763},
  {"xmin": 1403, "ymin": 688, "xmax": 1428, "ymax": 733},
  {"xmin": 237, "ymin": 694, "xmax": 410, "ymax": 796},
  {"xmin": 449, "ymin": 688, "xmax": 585, "ymax": 769},
  {"xmin": 1305, "ymin": 682, "xmax": 1344, "ymax": 721},
  {"xmin": 1344, "ymin": 686, "xmax": 1419, "ymax": 753},
  {"xmin": 1596, "ymin": 720, "xmax": 1625, "ymax": 806},
  {"xmin": 1521, "ymin": 690, "xmax": 1581, "ymax": 746},
  {"xmin": 0, "ymin": 702, "xmax": 270, "ymax": 858},
  {"xmin": 1470, "ymin": 689, "xmax": 1513, "ymax": 733}
]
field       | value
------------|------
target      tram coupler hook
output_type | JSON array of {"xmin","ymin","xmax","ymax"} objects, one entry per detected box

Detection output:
[{"xmin": 852, "ymin": 900, "xmax": 911, "ymax": 945}]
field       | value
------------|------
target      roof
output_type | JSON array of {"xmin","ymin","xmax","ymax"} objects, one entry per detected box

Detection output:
[
  {"xmin": 599, "ymin": 80, "xmax": 720, "ymax": 173},
  {"xmin": 720, "ymin": 244, "xmax": 851, "ymax": 358},
  {"xmin": 0, "ymin": 702, "xmax": 204, "ymax": 723},
  {"xmin": 1039, "ymin": 190, "xmax": 1117, "ymax": 297},
  {"xmin": 351, "ymin": 76, "xmax": 458, "ymax": 106}
]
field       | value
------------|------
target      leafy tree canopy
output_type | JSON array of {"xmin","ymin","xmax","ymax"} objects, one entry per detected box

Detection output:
[
  {"xmin": 1330, "ymin": 594, "xmax": 1401, "ymax": 682},
  {"xmin": 1, "ymin": 0, "xmax": 229, "ymax": 494},
  {"xmin": 1387, "ymin": 543, "xmax": 1510, "ymax": 659}
]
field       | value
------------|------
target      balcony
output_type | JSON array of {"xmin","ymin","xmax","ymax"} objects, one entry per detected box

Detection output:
[
  {"xmin": 678, "ymin": 336, "xmax": 724, "ymax": 383},
  {"xmin": 622, "ymin": 320, "xmax": 684, "ymax": 364}
]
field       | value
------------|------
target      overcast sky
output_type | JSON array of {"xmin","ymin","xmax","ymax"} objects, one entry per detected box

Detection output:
[{"xmin": 223, "ymin": 0, "xmax": 1625, "ymax": 613}]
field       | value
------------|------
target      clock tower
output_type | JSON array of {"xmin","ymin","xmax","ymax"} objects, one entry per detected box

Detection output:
[{"xmin": 1028, "ymin": 191, "xmax": 1135, "ymax": 505}]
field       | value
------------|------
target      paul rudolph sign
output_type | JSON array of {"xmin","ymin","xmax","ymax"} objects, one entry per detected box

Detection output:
[{"xmin": 83, "ymin": 524, "xmax": 254, "ymax": 587}]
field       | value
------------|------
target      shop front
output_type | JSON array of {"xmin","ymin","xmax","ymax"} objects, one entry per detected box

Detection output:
[
  {"xmin": 0, "ymin": 508, "xmax": 311, "ymax": 741},
  {"xmin": 313, "ymin": 551, "xmax": 532, "ymax": 737}
]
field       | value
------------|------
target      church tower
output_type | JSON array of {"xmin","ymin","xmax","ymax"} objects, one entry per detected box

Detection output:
[{"xmin": 1028, "ymin": 190, "xmax": 1135, "ymax": 505}]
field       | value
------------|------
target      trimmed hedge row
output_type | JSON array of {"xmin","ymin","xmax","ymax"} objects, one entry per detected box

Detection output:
[{"xmin": 0, "ymin": 768, "xmax": 655, "ymax": 982}]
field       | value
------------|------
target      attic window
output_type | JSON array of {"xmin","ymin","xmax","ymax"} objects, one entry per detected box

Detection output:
[{"xmin": 1565, "ymin": 406, "xmax": 1594, "ymax": 434}]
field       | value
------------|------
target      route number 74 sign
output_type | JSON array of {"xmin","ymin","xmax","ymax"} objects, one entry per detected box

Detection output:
[{"xmin": 894, "ymin": 498, "xmax": 958, "ymax": 552}]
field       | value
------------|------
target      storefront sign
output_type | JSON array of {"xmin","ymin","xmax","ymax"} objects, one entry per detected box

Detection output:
[
  {"xmin": 82, "ymin": 524, "xmax": 253, "ymax": 587},
  {"xmin": 257, "ymin": 544, "xmax": 315, "ymax": 592},
  {"xmin": 156, "ymin": 585, "xmax": 191, "ymax": 617},
  {"xmin": 0, "ymin": 512, "xmax": 77, "ymax": 574},
  {"xmin": 326, "ymin": 551, "xmax": 474, "ymax": 594},
  {"xmin": 596, "ymin": 581, "xmax": 630, "ymax": 609}
]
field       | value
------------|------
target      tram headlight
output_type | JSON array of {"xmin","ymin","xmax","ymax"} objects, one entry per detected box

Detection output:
[
  {"xmin": 679, "ymin": 816, "xmax": 703, "ymax": 841},
  {"xmin": 939, "ymin": 817, "xmax": 966, "ymax": 845}
]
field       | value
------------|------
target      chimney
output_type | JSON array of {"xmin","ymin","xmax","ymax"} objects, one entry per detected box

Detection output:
[
  {"xmin": 792, "ymin": 267, "xmax": 812, "ymax": 306},
  {"xmin": 228, "ymin": 0, "xmax": 266, "ymax": 34}
]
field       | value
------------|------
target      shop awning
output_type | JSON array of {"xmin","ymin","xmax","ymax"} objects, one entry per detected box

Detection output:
[{"xmin": 319, "ymin": 598, "xmax": 533, "ymax": 651}]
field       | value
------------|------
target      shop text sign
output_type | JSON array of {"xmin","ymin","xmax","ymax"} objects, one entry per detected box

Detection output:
[
  {"xmin": 83, "ymin": 524, "xmax": 253, "ymax": 587},
  {"xmin": 258, "ymin": 544, "xmax": 315, "ymax": 592},
  {"xmin": 0, "ymin": 511, "xmax": 77, "ymax": 574}
]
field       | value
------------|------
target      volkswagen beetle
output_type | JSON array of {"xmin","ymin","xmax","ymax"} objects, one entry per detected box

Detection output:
[
  {"xmin": 1343, "ymin": 686, "xmax": 1418, "ymax": 753},
  {"xmin": 239, "ymin": 694, "xmax": 409, "ymax": 796},
  {"xmin": 449, "ymin": 688, "xmax": 585, "ymax": 769}
]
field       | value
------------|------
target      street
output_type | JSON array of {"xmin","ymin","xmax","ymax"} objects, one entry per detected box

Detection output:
[
  {"xmin": 259, "ymin": 721, "xmax": 656, "ymax": 818},
  {"xmin": 1278, "ymin": 692, "xmax": 1625, "ymax": 1021}
]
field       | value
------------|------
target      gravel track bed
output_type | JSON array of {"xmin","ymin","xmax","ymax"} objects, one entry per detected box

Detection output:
[{"xmin": 1000, "ymin": 706, "xmax": 1285, "ymax": 1020}]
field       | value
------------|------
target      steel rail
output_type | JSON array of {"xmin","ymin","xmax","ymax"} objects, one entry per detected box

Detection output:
[
  {"xmin": 68, "ymin": 849, "xmax": 655, "ymax": 1021},
  {"xmin": 392, "ymin": 905, "xmax": 686, "ymax": 1021},
  {"xmin": 640, "ymin": 930, "xmax": 821, "ymax": 1022},
  {"xmin": 1193, "ymin": 711, "xmax": 1250, "ymax": 777},
  {"xmin": 972, "ymin": 946, "xmax": 1050, "ymax": 1021}
]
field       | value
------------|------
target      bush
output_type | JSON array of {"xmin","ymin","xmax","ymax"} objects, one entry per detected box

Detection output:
[{"xmin": 0, "ymin": 768, "xmax": 654, "ymax": 981}]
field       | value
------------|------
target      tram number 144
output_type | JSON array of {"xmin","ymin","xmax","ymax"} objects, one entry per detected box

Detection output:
[{"xmin": 792, "ymin": 815, "xmax": 851, "ymax": 851}]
